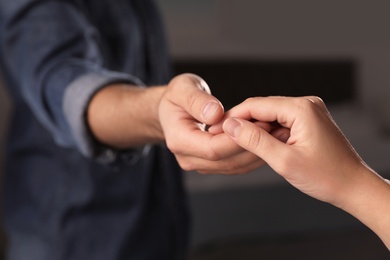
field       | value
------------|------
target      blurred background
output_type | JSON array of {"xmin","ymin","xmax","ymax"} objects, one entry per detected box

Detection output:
[
  {"xmin": 1, "ymin": 0, "xmax": 390, "ymax": 259},
  {"xmin": 156, "ymin": 0, "xmax": 390, "ymax": 259}
]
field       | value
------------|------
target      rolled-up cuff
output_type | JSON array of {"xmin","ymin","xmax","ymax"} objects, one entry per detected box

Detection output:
[{"xmin": 63, "ymin": 70, "xmax": 144, "ymax": 163}]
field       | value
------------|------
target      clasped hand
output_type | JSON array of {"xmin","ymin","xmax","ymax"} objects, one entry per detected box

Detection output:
[
  {"xmin": 158, "ymin": 74, "xmax": 266, "ymax": 174},
  {"xmin": 159, "ymin": 74, "xmax": 369, "ymax": 206}
]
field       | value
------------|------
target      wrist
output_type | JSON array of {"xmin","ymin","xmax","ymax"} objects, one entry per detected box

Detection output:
[
  {"xmin": 141, "ymin": 85, "xmax": 167, "ymax": 143},
  {"xmin": 335, "ymin": 163, "xmax": 379, "ymax": 211},
  {"xmin": 336, "ymin": 164, "xmax": 390, "ymax": 247},
  {"xmin": 87, "ymin": 84, "xmax": 167, "ymax": 148}
]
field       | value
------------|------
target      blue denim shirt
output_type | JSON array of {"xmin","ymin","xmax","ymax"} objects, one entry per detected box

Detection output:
[{"xmin": 0, "ymin": 0, "xmax": 189, "ymax": 259}]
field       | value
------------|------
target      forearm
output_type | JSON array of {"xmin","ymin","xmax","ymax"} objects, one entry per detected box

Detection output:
[
  {"xmin": 87, "ymin": 84, "xmax": 166, "ymax": 149},
  {"xmin": 338, "ymin": 165, "xmax": 390, "ymax": 249}
]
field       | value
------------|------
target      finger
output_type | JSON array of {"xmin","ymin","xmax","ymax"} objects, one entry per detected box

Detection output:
[
  {"xmin": 164, "ymin": 121, "xmax": 247, "ymax": 160},
  {"xmin": 208, "ymin": 99, "xmax": 256, "ymax": 133},
  {"xmin": 209, "ymin": 119, "xmax": 272, "ymax": 135},
  {"xmin": 167, "ymin": 73, "xmax": 224, "ymax": 125},
  {"xmin": 223, "ymin": 118, "xmax": 290, "ymax": 166},
  {"xmin": 177, "ymin": 150, "xmax": 266, "ymax": 174},
  {"xmin": 225, "ymin": 97, "xmax": 290, "ymax": 127},
  {"xmin": 219, "ymin": 96, "xmax": 325, "ymax": 129},
  {"xmin": 198, "ymin": 157, "xmax": 266, "ymax": 175}
]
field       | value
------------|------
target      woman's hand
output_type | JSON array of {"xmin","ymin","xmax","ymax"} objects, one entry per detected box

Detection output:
[{"xmin": 221, "ymin": 96, "xmax": 390, "ymax": 249}]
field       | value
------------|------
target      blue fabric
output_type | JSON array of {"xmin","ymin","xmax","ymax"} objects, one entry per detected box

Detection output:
[{"xmin": 0, "ymin": 0, "xmax": 190, "ymax": 259}]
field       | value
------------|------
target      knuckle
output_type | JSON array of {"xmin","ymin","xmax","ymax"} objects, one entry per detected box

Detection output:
[
  {"xmin": 207, "ymin": 140, "xmax": 226, "ymax": 161},
  {"xmin": 307, "ymin": 95, "xmax": 323, "ymax": 103},
  {"xmin": 175, "ymin": 156, "xmax": 197, "ymax": 172},
  {"xmin": 295, "ymin": 98, "xmax": 317, "ymax": 111},
  {"xmin": 171, "ymin": 73, "xmax": 201, "ymax": 89},
  {"xmin": 302, "ymin": 96, "xmax": 324, "ymax": 107},
  {"xmin": 204, "ymin": 149, "xmax": 220, "ymax": 161},
  {"xmin": 223, "ymin": 159, "xmax": 242, "ymax": 172},
  {"xmin": 243, "ymin": 97, "xmax": 256, "ymax": 105},
  {"xmin": 313, "ymin": 96, "xmax": 327, "ymax": 110},
  {"xmin": 179, "ymin": 161, "xmax": 195, "ymax": 172},
  {"xmin": 186, "ymin": 92, "xmax": 197, "ymax": 113},
  {"xmin": 168, "ymin": 74, "xmax": 194, "ymax": 94},
  {"xmin": 166, "ymin": 140, "xmax": 180, "ymax": 154},
  {"xmin": 246, "ymin": 128, "xmax": 262, "ymax": 151},
  {"xmin": 170, "ymin": 73, "xmax": 189, "ymax": 85}
]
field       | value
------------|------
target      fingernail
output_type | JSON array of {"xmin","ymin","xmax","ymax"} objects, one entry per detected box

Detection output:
[
  {"xmin": 223, "ymin": 118, "xmax": 241, "ymax": 138},
  {"xmin": 202, "ymin": 101, "xmax": 219, "ymax": 121}
]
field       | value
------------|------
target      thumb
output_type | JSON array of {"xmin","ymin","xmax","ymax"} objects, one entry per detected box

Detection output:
[
  {"xmin": 223, "ymin": 118, "xmax": 288, "ymax": 164},
  {"xmin": 167, "ymin": 74, "xmax": 224, "ymax": 125}
]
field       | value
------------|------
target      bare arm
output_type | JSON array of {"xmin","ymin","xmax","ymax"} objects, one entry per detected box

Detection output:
[
  {"xmin": 87, "ymin": 84, "xmax": 166, "ymax": 148},
  {"xmin": 221, "ymin": 96, "xmax": 390, "ymax": 249},
  {"xmin": 341, "ymin": 166, "xmax": 390, "ymax": 249}
]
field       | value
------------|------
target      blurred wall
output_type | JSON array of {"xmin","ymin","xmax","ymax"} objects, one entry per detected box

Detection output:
[
  {"xmin": 156, "ymin": 0, "xmax": 390, "ymax": 248},
  {"xmin": 157, "ymin": 0, "xmax": 390, "ymax": 125}
]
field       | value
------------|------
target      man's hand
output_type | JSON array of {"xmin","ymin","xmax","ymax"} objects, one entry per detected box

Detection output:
[
  {"xmin": 88, "ymin": 73, "xmax": 265, "ymax": 174},
  {"xmin": 158, "ymin": 74, "xmax": 265, "ymax": 174}
]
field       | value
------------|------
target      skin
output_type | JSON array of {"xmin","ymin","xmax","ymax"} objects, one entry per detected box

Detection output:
[
  {"xmin": 88, "ymin": 73, "xmax": 390, "ymax": 248},
  {"xmin": 87, "ymin": 73, "xmax": 265, "ymax": 174},
  {"xmin": 219, "ymin": 96, "xmax": 390, "ymax": 250}
]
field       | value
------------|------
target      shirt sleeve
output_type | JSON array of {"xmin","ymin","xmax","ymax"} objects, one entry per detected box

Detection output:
[{"xmin": 0, "ymin": 1, "xmax": 144, "ymax": 161}]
